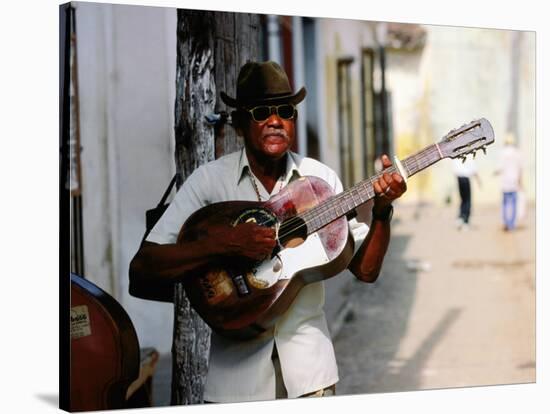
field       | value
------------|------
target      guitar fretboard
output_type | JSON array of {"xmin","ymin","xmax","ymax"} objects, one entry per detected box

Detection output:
[{"xmin": 300, "ymin": 144, "xmax": 443, "ymax": 234}]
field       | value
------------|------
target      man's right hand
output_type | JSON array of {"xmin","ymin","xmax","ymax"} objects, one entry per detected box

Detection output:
[{"xmin": 208, "ymin": 222, "xmax": 277, "ymax": 261}]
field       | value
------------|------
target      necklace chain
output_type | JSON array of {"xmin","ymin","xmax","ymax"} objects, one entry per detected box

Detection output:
[{"xmin": 249, "ymin": 173, "xmax": 284, "ymax": 202}]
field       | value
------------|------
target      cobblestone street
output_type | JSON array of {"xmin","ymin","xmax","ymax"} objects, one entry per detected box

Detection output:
[{"xmin": 331, "ymin": 202, "xmax": 536, "ymax": 395}]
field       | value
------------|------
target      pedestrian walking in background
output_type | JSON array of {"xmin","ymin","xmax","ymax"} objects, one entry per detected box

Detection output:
[
  {"xmin": 452, "ymin": 157, "xmax": 481, "ymax": 230},
  {"xmin": 495, "ymin": 133, "xmax": 523, "ymax": 231}
]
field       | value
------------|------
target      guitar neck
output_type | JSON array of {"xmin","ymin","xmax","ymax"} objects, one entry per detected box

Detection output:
[{"xmin": 302, "ymin": 144, "xmax": 444, "ymax": 234}]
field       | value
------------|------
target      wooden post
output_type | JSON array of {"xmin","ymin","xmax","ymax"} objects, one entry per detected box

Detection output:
[
  {"xmin": 213, "ymin": 11, "xmax": 260, "ymax": 156},
  {"xmin": 171, "ymin": 9, "xmax": 259, "ymax": 405},
  {"xmin": 506, "ymin": 31, "xmax": 522, "ymax": 144}
]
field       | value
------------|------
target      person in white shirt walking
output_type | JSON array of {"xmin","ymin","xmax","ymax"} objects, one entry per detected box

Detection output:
[{"xmin": 495, "ymin": 133, "xmax": 523, "ymax": 231}]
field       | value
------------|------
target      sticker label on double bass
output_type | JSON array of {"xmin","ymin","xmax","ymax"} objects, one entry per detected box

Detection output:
[{"xmin": 71, "ymin": 305, "xmax": 92, "ymax": 339}]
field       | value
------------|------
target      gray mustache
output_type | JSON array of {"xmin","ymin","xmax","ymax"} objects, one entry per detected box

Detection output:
[{"xmin": 262, "ymin": 131, "xmax": 288, "ymax": 139}]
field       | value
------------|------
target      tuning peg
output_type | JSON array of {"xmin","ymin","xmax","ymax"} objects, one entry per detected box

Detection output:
[
  {"xmin": 482, "ymin": 147, "xmax": 487, "ymax": 155},
  {"xmin": 461, "ymin": 156, "xmax": 466, "ymax": 163},
  {"xmin": 473, "ymin": 151, "xmax": 477, "ymax": 159}
]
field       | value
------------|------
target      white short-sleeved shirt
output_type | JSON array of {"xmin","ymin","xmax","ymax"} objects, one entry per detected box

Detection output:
[
  {"xmin": 147, "ymin": 149, "xmax": 370, "ymax": 402},
  {"xmin": 499, "ymin": 145, "xmax": 523, "ymax": 192},
  {"xmin": 453, "ymin": 158, "xmax": 477, "ymax": 178}
]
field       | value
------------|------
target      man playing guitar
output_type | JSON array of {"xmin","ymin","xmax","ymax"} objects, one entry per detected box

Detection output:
[{"xmin": 129, "ymin": 61, "xmax": 406, "ymax": 402}]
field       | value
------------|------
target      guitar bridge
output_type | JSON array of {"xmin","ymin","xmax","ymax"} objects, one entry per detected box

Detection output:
[{"xmin": 232, "ymin": 274, "xmax": 250, "ymax": 296}]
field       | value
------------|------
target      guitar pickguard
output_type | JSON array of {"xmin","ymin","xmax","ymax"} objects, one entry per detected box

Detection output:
[{"xmin": 252, "ymin": 232, "xmax": 330, "ymax": 286}]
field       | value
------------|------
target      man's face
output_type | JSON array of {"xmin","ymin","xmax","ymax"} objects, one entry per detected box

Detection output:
[{"xmin": 241, "ymin": 104, "xmax": 296, "ymax": 161}]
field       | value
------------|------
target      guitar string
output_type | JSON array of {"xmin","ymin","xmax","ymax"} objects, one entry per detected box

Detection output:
[
  {"xmin": 255, "ymin": 145, "xmax": 443, "ymax": 241},
  {"xmin": 303, "ymin": 121, "xmax": 486, "ymax": 227},
  {"xmin": 276, "ymin": 130, "xmax": 485, "ymax": 239},
  {"xmin": 293, "ymin": 145, "xmax": 439, "ymax": 227},
  {"xmin": 275, "ymin": 145, "xmax": 442, "ymax": 240},
  {"xmin": 251, "ymin": 119, "xmax": 485, "ymax": 234},
  {"xmin": 298, "ymin": 144, "xmax": 439, "ymax": 225},
  {"xmin": 312, "ymin": 120, "xmax": 489, "ymax": 223},
  {"xmin": 269, "ymin": 145, "xmax": 442, "ymax": 240}
]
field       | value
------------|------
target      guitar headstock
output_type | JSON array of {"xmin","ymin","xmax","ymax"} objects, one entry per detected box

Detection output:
[{"xmin": 438, "ymin": 118, "xmax": 495, "ymax": 161}]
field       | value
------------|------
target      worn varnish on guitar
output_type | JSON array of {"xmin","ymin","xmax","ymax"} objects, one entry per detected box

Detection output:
[
  {"xmin": 70, "ymin": 273, "xmax": 140, "ymax": 411},
  {"xmin": 178, "ymin": 118, "xmax": 494, "ymax": 340}
]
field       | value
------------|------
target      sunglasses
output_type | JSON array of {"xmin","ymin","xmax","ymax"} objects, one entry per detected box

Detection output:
[{"xmin": 244, "ymin": 104, "xmax": 296, "ymax": 122}]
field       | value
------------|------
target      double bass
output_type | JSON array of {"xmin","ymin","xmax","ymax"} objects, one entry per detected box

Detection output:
[{"xmin": 70, "ymin": 273, "xmax": 140, "ymax": 411}]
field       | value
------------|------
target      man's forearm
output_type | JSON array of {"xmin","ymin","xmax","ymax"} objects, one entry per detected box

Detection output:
[
  {"xmin": 348, "ymin": 217, "xmax": 391, "ymax": 283},
  {"xmin": 129, "ymin": 219, "xmax": 278, "ymax": 302},
  {"xmin": 129, "ymin": 239, "xmax": 221, "ymax": 302}
]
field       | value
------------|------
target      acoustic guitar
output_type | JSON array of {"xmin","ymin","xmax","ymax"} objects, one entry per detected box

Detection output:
[{"xmin": 177, "ymin": 118, "xmax": 494, "ymax": 340}]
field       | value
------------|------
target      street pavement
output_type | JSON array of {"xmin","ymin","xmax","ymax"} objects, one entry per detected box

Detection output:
[{"xmin": 330, "ymin": 201, "xmax": 536, "ymax": 395}]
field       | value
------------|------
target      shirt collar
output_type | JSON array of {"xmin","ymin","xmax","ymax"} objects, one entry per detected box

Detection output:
[{"xmin": 236, "ymin": 148, "xmax": 302, "ymax": 186}]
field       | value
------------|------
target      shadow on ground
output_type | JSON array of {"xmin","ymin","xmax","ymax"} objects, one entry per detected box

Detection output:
[
  {"xmin": 35, "ymin": 394, "xmax": 59, "ymax": 408},
  {"xmin": 331, "ymin": 214, "xmax": 461, "ymax": 396},
  {"xmin": 331, "ymin": 232, "xmax": 421, "ymax": 395}
]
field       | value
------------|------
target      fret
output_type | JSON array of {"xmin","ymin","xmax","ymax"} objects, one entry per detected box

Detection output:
[
  {"xmin": 419, "ymin": 156, "xmax": 426, "ymax": 170},
  {"xmin": 362, "ymin": 181, "xmax": 373, "ymax": 199},
  {"xmin": 353, "ymin": 191, "xmax": 359, "ymax": 206},
  {"xmin": 423, "ymin": 153, "xmax": 430, "ymax": 168},
  {"xmin": 356, "ymin": 187, "xmax": 365, "ymax": 205},
  {"xmin": 359, "ymin": 187, "xmax": 366, "ymax": 204},
  {"xmin": 404, "ymin": 158, "xmax": 415, "ymax": 175},
  {"xmin": 333, "ymin": 205, "xmax": 340, "ymax": 220},
  {"xmin": 311, "ymin": 214, "xmax": 318, "ymax": 230},
  {"xmin": 359, "ymin": 182, "xmax": 368, "ymax": 200},
  {"xmin": 345, "ymin": 193, "xmax": 353, "ymax": 211},
  {"xmin": 401, "ymin": 144, "xmax": 440, "ymax": 177},
  {"xmin": 414, "ymin": 155, "xmax": 421, "ymax": 174},
  {"xmin": 403, "ymin": 161, "xmax": 411, "ymax": 177},
  {"xmin": 369, "ymin": 177, "xmax": 376, "ymax": 194},
  {"xmin": 311, "ymin": 216, "xmax": 319, "ymax": 231}
]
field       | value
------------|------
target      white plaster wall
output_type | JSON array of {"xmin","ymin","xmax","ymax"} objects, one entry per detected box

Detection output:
[
  {"xmin": 76, "ymin": 2, "xmax": 177, "ymax": 353},
  {"xmin": 387, "ymin": 26, "xmax": 536, "ymax": 206}
]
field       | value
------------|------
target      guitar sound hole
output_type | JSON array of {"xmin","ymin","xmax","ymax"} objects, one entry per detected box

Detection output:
[
  {"xmin": 233, "ymin": 208, "xmax": 278, "ymax": 228},
  {"xmin": 278, "ymin": 216, "xmax": 307, "ymax": 248}
]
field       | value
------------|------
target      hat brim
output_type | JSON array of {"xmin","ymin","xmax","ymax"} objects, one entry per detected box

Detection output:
[{"xmin": 221, "ymin": 87, "xmax": 307, "ymax": 108}]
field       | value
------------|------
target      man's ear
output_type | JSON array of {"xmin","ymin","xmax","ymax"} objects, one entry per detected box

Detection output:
[{"xmin": 231, "ymin": 110, "xmax": 248, "ymax": 137}]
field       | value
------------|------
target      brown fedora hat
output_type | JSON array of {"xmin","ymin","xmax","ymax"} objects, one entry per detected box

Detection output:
[{"xmin": 220, "ymin": 61, "xmax": 306, "ymax": 108}]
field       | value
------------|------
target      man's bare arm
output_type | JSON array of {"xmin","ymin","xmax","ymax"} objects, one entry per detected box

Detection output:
[
  {"xmin": 129, "ymin": 223, "xmax": 277, "ymax": 302},
  {"xmin": 348, "ymin": 155, "xmax": 406, "ymax": 283}
]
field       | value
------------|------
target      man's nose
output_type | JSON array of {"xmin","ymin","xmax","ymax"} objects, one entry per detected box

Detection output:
[{"xmin": 266, "ymin": 112, "xmax": 283, "ymax": 127}]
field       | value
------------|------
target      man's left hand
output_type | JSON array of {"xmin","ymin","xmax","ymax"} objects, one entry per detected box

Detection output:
[{"xmin": 372, "ymin": 154, "xmax": 407, "ymax": 214}]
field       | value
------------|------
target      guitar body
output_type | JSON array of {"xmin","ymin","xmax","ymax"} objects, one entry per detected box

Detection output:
[{"xmin": 177, "ymin": 176, "xmax": 355, "ymax": 340}]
